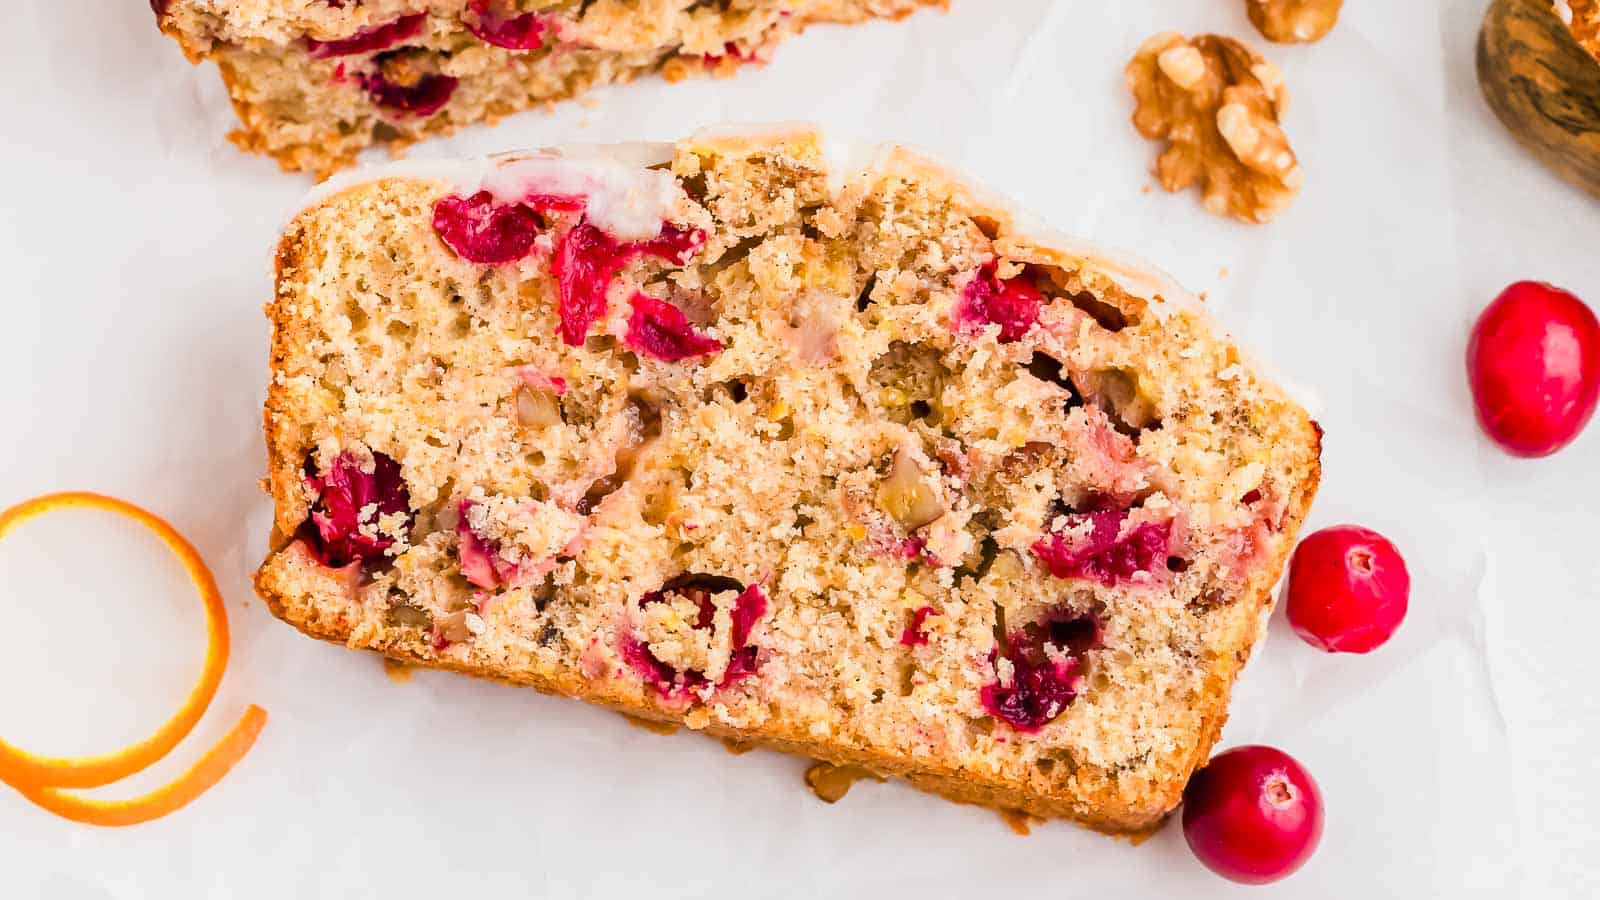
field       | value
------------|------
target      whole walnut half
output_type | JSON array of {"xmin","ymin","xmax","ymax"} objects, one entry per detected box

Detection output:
[
  {"xmin": 1126, "ymin": 33, "xmax": 1303, "ymax": 224},
  {"xmin": 1247, "ymin": 0, "xmax": 1343, "ymax": 44}
]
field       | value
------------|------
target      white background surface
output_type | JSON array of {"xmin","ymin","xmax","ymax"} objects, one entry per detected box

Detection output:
[{"xmin": 2, "ymin": 0, "xmax": 1596, "ymax": 896}]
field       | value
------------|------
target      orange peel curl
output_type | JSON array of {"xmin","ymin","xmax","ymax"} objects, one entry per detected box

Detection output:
[{"xmin": 0, "ymin": 492, "xmax": 267, "ymax": 826}]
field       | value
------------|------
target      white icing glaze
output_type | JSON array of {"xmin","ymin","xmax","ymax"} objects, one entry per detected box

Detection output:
[
  {"xmin": 1026, "ymin": 228, "xmax": 1204, "ymax": 321},
  {"xmin": 297, "ymin": 156, "xmax": 493, "ymax": 217},
  {"xmin": 687, "ymin": 122, "xmax": 890, "ymax": 198},
  {"xmin": 1229, "ymin": 343, "xmax": 1329, "ymax": 418},
  {"xmin": 293, "ymin": 143, "xmax": 682, "ymax": 241},
  {"xmin": 299, "ymin": 127, "xmax": 1186, "ymax": 327},
  {"xmin": 1275, "ymin": 372, "xmax": 1327, "ymax": 419},
  {"xmin": 686, "ymin": 122, "xmax": 1203, "ymax": 324},
  {"xmin": 545, "ymin": 141, "xmax": 675, "ymax": 169},
  {"xmin": 298, "ymin": 126, "xmax": 1201, "ymax": 322},
  {"xmin": 689, "ymin": 120, "xmax": 821, "ymax": 143},
  {"xmin": 289, "ymin": 124, "xmax": 1305, "ymax": 410},
  {"xmin": 856, "ymin": 139, "xmax": 1203, "ymax": 322},
  {"xmin": 819, "ymin": 135, "xmax": 896, "ymax": 199},
  {"xmin": 482, "ymin": 155, "xmax": 679, "ymax": 241}
]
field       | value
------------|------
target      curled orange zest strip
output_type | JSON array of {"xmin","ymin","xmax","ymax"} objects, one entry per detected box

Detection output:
[
  {"xmin": 0, "ymin": 492, "xmax": 228, "ymax": 789},
  {"xmin": 13, "ymin": 705, "xmax": 267, "ymax": 827},
  {"xmin": 0, "ymin": 491, "xmax": 267, "ymax": 826}
]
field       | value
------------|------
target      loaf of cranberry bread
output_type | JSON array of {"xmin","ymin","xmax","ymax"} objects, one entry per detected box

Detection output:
[
  {"xmin": 255, "ymin": 125, "xmax": 1321, "ymax": 834},
  {"xmin": 151, "ymin": 1, "xmax": 942, "ymax": 176}
]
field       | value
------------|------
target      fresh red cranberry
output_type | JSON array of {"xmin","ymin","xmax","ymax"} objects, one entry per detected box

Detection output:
[
  {"xmin": 552, "ymin": 220, "xmax": 706, "ymax": 345},
  {"xmin": 953, "ymin": 261, "xmax": 1045, "ymax": 343},
  {"xmin": 1182, "ymin": 745, "xmax": 1324, "ymax": 885},
  {"xmin": 307, "ymin": 14, "xmax": 427, "ymax": 58},
  {"xmin": 1032, "ymin": 510, "xmax": 1170, "ymax": 585},
  {"xmin": 980, "ymin": 613, "xmax": 1099, "ymax": 731},
  {"xmin": 628, "ymin": 575, "xmax": 766, "ymax": 700},
  {"xmin": 455, "ymin": 500, "xmax": 520, "ymax": 590},
  {"xmin": 1284, "ymin": 525, "xmax": 1409, "ymax": 654},
  {"xmin": 899, "ymin": 606, "xmax": 937, "ymax": 646},
  {"xmin": 300, "ymin": 451, "xmax": 413, "ymax": 569},
  {"xmin": 465, "ymin": 0, "xmax": 549, "ymax": 50},
  {"xmin": 359, "ymin": 68, "xmax": 458, "ymax": 116},
  {"xmin": 1467, "ymin": 280, "xmax": 1600, "ymax": 457},
  {"xmin": 624, "ymin": 293, "xmax": 723, "ymax": 361},
  {"xmin": 432, "ymin": 192, "xmax": 544, "ymax": 264}
]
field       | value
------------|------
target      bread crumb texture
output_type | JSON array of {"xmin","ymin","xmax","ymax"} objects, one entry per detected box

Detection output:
[
  {"xmin": 256, "ymin": 126, "xmax": 1321, "ymax": 834},
  {"xmin": 152, "ymin": 0, "xmax": 945, "ymax": 176}
]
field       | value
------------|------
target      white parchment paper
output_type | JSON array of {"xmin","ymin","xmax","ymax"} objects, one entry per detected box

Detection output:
[{"xmin": 2, "ymin": 0, "xmax": 1596, "ymax": 896}]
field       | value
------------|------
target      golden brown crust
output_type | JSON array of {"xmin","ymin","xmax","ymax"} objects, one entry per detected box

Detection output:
[
  {"xmin": 254, "ymin": 457, "xmax": 1315, "ymax": 837},
  {"xmin": 255, "ymin": 128, "xmax": 1321, "ymax": 835},
  {"xmin": 254, "ymin": 563, "xmax": 1182, "ymax": 834}
]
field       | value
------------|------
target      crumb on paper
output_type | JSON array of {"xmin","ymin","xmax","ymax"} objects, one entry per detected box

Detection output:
[
  {"xmin": 999, "ymin": 808, "xmax": 1045, "ymax": 835},
  {"xmin": 382, "ymin": 657, "xmax": 413, "ymax": 684},
  {"xmin": 803, "ymin": 762, "xmax": 885, "ymax": 804}
]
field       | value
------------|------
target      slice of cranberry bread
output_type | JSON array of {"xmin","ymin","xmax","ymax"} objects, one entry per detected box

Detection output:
[
  {"xmin": 151, "ymin": 1, "xmax": 943, "ymax": 177},
  {"xmin": 256, "ymin": 125, "xmax": 1321, "ymax": 834}
]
